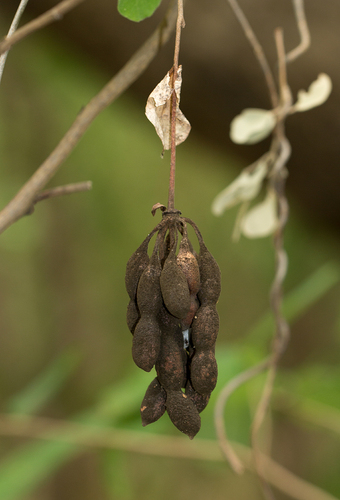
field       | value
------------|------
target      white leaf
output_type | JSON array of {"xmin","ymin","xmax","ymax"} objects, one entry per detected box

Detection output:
[
  {"xmin": 293, "ymin": 73, "xmax": 332, "ymax": 112},
  {"xmin": 145, "ymin": 66, "xmax": 191, "ymax": 150},
  {"xmin": 241, "ymin": 189, "xmax": 278, "ymax": 238},
  {"xmin": 211, "ymin": 158, "xmax": 268, "ymax": 216},
  {"xmin": 230, "ymin": 108, "xmax": 276, "ymax": 145}
]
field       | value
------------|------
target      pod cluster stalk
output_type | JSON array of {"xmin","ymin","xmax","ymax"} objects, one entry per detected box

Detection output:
[{"xmin": 125, "ymin": 210, "xmax": 221, "ymax": 439}]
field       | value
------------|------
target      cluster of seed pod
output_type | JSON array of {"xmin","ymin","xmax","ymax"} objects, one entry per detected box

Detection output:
[{"xmin": 125, "ymin": 209, "xmax": 221, "ymax": 439}]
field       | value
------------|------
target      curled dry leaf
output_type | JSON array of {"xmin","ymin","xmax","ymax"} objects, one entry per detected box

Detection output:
[
  {"xmin": 145, "ymin": 66, "xmax": 191, "ymax": 150},
  {"xmin": 230, "ymin": 108, "xmax": 276, "ymax": 145},
  {"xmin": 293, "ymin": 73, "xmax": 332, "ymax": 113},
  {"xmin": 241, "ymin": 188, "xmax": 279, "ymax": 238},
  {"xmin": 211, "ymin": 157, "xmax": 269, "ymax": 216}
]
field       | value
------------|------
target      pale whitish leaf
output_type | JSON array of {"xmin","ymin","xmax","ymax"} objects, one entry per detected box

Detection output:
[
  {"xmin": 145, "ymin": 66, "xmax": 191, "ymax": 150},
  {"xmin": 211, "ymin": 158, "xmax": 268, "ymax": 216},
  {"xmin": 293, "ymin": 73, "xmax": 332, "ymax": 112},
  {"xmin": 230, "ymin": 108, "xmax": 276, "ymax": 145},
  {"xmin": 241, "ymin": 189, "xmax": 278, "ymax": 238}
]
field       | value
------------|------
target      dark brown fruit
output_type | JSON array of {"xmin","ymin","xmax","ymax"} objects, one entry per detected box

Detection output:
[
  {"xmin": 190, "ymin": 350, "xmax": 218, "ymax": 395},
  {"xmin": 160, "ymin": 253, "xmax": 191, "ymax": 319},
  {"xmin": 136, "ymin": 251, "xmax": 162, "ymax": 315},
  {"xmin": 166, "ymin": 390, "xmax": 201, "ymax": 439},
  {"xmin": 132, "ymin": 315, "xmax": 161, "ymax": 372},
  {"xmin": 125, "ymin": 239, "xmax": 150, "ymax": 300},
  {"xmin": 140, "ymin": 378, "xmax": 166, "ymax": 426},
  {"xmin": 185, "ymin": 380, "xmax": 210, "ymax": 413},
  {"xmin": 126, "ymin": 299, "xmax": 140, "ymax": 334},
  {"xmin": 198, "ymin": 242, "xmax": 221, "ymax": 305},
  {"xmin": 177, "ymin": 233, "xmax": 200, "ymax": 295},
  {"xmin": 182, "ymin": 294, "xmax": 200, "ymax": 331},
  {"xmin": 191, "ymin": 305, "xmax": 219, "ymax": 349}
]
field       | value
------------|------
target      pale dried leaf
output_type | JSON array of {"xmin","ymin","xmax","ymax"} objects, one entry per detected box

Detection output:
[
  {"xmin": 241, "ymin": 189, "xmax": 278, "ymax": 238},
  {"xmin": 211, "ymin": 159, "xmax": 268, "ymax": 216},
  {"xmin": 293, "ymin": 73, "xmax": 332, "ymax": 112},
  {"xmin": 145, "ymin": 66, "xmax": 191, "ymax": 150},
  {"xmin": 230, "ymin": 108, "xmax": 276, "ymax": 145}
]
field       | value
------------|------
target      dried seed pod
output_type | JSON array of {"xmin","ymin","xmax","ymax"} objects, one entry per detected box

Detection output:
[
  {"xmin": 156, "ymin": 307, "xmax": 187, "ymax": 390},
  {"xmin": 126, "ymin": 299, "xmax": 140, "ymax": 334},
  {"xmin": 160, "ymin": 249, "xmax": 191, "ymax": 319},
  {"xmin": 132, "ymin": 315, "xmax": 161, "ymax": 372},
  {"xmin": 182, "ymin": 294, "xmax": 200, "ymax": 331},
  {"xmin": 136, "ymin": 247, "xmax": 162, "ymax": 315},
  {"xmin": 125, "ymin": 238, "xmax": 150, "ymax": 300},
  {"xmin": 191, "ymin": 305, "xmax": 219, "ymax": 350},
  {"xmin": 166, "ymin": 390, "xmax": 201, "ymax": 439},
  {"xmin": 177, "ymin": 230, "xmax": 200, "ymax": 295},
  {"xmin": 190, "ymin": 350, "xmax": 218, "ymax": 395},
  {"xmin": 140, "ymin": 377, "xmax": 166, "ymax": 426},
  {"xmin": 198, "ymin": 242, "xmax": 221, "ymax": 306},
  {"xmin": 185, "ymin": 380, "xmax": 210, "ymax": 413}
]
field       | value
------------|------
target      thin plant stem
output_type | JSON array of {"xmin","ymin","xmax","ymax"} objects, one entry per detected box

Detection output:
[
  {"xmin": 0, "ymin": 0, "xmax": 178, "ymax": 235},
  {"xmin": 0, "ymin": 0, "xmax": 30, "ymax": 84},
  {"xmin": 286, "ymin": 0, "xmax": 310, "ymax": 63},
  {"xmin": 168, "ymin": 0, "xmax": 184, "ymax": 211},
  {"xmin": 0, "ymin": 0, "xmax": 85, "ymax": 57},
  {"xmin": 226, "ymin": 0, "xmax": 279, "ymax": 109}
]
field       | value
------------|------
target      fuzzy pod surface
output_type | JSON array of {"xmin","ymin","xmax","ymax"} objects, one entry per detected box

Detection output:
[
  {"xmin": 191, "ymin": 304, "xmax": 219, "ymax": 350},
  {"xmin": 140, "ymin": 377, "xmax": 166, "ymax": 426},
  {"xmin": 185, "ymin": 380, "xmax": 210, "ymax": 413},
  {"xmin": 126, "ymin": 299, "xmax": 140, "ymax": 334},
  {"xmin": 177, "ymin": 234, "xmax": 200, "ymax": 295},
  {"xmin": 166, "ymin": 390, "xmax": 201, "ymax": 439},
  {"xmin": 197, "ymin": 243, "xmax": 221, "ymax": 306},
  {"xmin": 160, "ymin": 252, "xmax": 191, "ymax": 319},
  {"xmin": 190, "ymin": 350, "xmax": 218, "ymax": 396},
  {"xmin": 132, "ymin": 315, "xmax": 161, "ymax": 372}
]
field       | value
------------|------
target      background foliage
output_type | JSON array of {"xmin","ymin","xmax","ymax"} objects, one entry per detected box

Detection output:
[{"xmin": 0, "ymin": 5, "xmax": 339, "ymax": 500}]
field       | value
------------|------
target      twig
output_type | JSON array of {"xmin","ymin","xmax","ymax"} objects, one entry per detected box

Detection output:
[
  {"xmin": 0, "ymin": 0, "xmax": 30, "ymax": 84},
  {"xmin": 0, "ymin": 0, "xmax": 85, "ymax": 57},
  {"xmin": 0, "ymin": 0, "xmax": 178, "ymax": 235},
  {"xmin": 286, "ymin": 0, "xmax": 310, "ymax": 63},
  {"xmin": 214, "ymin": 357, "xmax": 271, "ymax": 474},
  {"xmin": 26, "ymin": 181, "xmax": 92, "ymax": 214},
  {"xmin": 227, "ymin": 0, "xmax": 279, "ymax": 109},
  {"xmin": 168, "ymin": 0, "xmax": 185, "ymax": 211},
  {"xmin": 0, "ymin": 413, "xmax": 337, "ymax": 500}
]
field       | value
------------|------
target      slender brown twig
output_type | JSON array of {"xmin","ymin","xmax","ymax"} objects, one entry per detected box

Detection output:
[
  {"xmin": 0, "ymin": 413, "xmax": 337, "ymax": 500},
  {"xmin": 0, "ymin": 0, "xmax": 30, "ymax": 83},
  {"xmin": 168, "ymin": 0, "xmax": 185, "ymax": 211},
  {"xmin": 286, "ymin": 0, "xmax": 310, "ymax": 63},
  {"xmin": 0, "ymin": 0, "xmax": 178, "ymax": 235},
  {"xmin": 26, "ymin": 181, "xmax": 93, "ymax": 214},
  {"xmin": 0, "ymin": 0, "xmax": 85, "ymax": 57}
]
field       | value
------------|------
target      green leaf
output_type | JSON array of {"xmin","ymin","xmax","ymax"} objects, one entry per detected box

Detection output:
[{"xmin": 117, "ymin": 0, "xmax": 163, "ymax": 22}]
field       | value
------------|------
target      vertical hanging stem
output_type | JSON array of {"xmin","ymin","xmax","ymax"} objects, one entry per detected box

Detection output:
[{"xmin": 168, "ymin": 0, "xmax": 185, "ymax": 211}]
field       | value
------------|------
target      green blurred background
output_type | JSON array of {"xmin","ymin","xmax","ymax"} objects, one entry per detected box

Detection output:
[{"xmin": 0, "ymin": 2, "xmax": 340, "ymax": 500}]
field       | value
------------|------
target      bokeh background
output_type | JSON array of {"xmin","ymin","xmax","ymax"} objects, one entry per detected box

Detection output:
[{"xmin": 0, "ymin": 1, "xmax": 339, "ymax": 499}]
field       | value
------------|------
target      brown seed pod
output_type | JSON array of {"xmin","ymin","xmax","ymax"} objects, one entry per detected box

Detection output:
[
  {"xmin": 125, "ymin": 238, "xmax": 150, "ymax": 300},
  {"xmin": 177, "ymin": 229, "xmax": 200, "ymax": 295},
  {"xmin": 191, "ymin": 304, "xmax": 219, "ymax": 350},
  {"xmin": 136, "ymin": 247, "xmax": 162, "ymax": 316},
  {"xmin": 190, "ymin": 350, "xmax": 218, "ymax": 396},
  {"xmin": 185, "ymin": 380, "xmax": 210, "ymax": 413},
  {"xmin": 198, "ymin": 242, "xmax": 221, "ymax": 306},
  {"xmin": 160, "ymin": 250, "xmax": 191, "ymax": 319},
  {"xmin": 126, "ymin": 299, "xmax": 140, "ymax": 334},
  {"xmin": 132, "ymin": 315, "xmax": 161, "ymax": 372},
  {"xmin": 182, "ymin": 294, "xmax": 200, "ymax": 331},
  {"xmin": 156, "ymin": 308, "xmax": 187, "ymax": 391},
  {"xmin": 140, "ymin": 377, "xmax": 166, "ymax": 426},
  {"xmin": 166, "ymin": 390, "xmax": 201, "ymax": 439}
]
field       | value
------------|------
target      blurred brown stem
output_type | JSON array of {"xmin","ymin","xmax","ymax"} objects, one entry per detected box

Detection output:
[
  {"xmin": 0, "ymin": 0, "xmax": 85, "ymax": 56},
  {"xmin": 0, "ymin": 0, "xmax": 178, "ymax": 235}
]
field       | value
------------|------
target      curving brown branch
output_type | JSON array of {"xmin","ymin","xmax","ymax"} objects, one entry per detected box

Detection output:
[
  {"xmin": 0, "ymin": 0, "xmax": 85, "ymax": 57},
  {"xmin": 0, "ymin": 0, "xmax": 178, "ymax": 235}
]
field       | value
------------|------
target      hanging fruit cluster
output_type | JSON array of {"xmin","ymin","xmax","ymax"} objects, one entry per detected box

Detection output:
[{"xmin": 125, "ymin": 209, "xmax": 221, "ymax": 439}]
